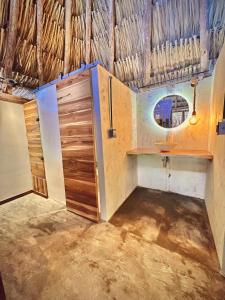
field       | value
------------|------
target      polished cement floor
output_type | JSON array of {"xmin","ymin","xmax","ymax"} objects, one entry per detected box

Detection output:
[{"xmin": 0, "ymin": 188, "xmax": 225, "ymax": 299}]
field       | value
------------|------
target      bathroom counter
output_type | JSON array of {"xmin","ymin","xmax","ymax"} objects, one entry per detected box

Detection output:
[{"xmin": 127, "ymin": 148, "xmax": 213, "ymax": 160}]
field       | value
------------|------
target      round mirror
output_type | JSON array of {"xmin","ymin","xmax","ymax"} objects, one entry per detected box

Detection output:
[{"xmin": 153, "ymin": 95, "xmax": 189, "ymax": 129}]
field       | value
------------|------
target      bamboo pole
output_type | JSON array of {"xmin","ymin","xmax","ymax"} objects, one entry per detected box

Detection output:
[
  {"xmin": 200, "ymin": 0, "xmax": 209, "ymax": 72},
  {"xmin": 144, "ymin": 0, "xmax": 152, "ymax": 85},
  {"xmin": 4, "ymin": 0, "xmax": 19, "ymax": 77},
  {"xmin": 37, "ymin": 0, "xmax": 43, "ymax": 84},
  {"xmin": 85, "ymin": 0, "xmax": 91, "ymax": 63},
  {"xmin": 64, "ymin": 0, "xmax": 72, "ymax": 73},
  {"xmin": 108, "ymin": 0, "xmax": 115, "ymax": 74}
]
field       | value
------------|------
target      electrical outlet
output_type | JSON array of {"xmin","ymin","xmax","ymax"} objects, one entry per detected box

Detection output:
[
  {"xmin": 108, "ymin": 128, "xmax": 116, "ymax": 138},
  {"xmin": 217, "ymin": 120, "xmax": 225, "ymax": 135}
]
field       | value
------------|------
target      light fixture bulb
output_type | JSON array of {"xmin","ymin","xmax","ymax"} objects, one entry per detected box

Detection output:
[{"xmin": 189, "ymin": 112, "xmax": 198, "ymax": 125}]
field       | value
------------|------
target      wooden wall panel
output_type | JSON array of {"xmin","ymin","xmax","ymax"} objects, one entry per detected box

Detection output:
[
  {"xmin": 24, "ymin": 100, "xmax": 48, "ymax": 197},
  {"xmin": 57, "ymin": 71, "xmax": 99, "ymax": 222}
]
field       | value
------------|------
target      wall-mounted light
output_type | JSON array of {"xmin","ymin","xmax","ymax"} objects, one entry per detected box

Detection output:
[{"xmin": 189, "ymin": 78, "xmax": 199, "ymax": 126}]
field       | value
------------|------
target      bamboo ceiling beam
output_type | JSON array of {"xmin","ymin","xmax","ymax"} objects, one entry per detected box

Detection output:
[
  {"xmin": 139, "ymin": 69, "xmax": 213, "ymax": 92},
  {"xmin": 85, "ymin": 0, "xmax": 92, "ymax": 64},
  {"xmin": 64, "ymin": 0, "xmax": 72, "ymax": 74},
  {"xmin": 37, "ymin": 0, "xmax": 43, "ymax": 85},
  {"xmin": 200, "ymin": 0, "xmax": 209, "ymax": 72},
  {"xmin": 108, "ymin": 0, "xmax": 115, "ymax": 74},
  {"xmin": 4, "ymin": 0, "xmax": 19, "ymax": 78},
  {"xmin": 143, "ymin": 0, "xmax": 152, "ymax": 86},
  {"xmin": 0, "ymin": 92, "xmax": 30, "ymax": 104}
]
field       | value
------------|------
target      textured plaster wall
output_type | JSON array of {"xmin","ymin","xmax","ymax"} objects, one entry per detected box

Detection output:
[
  {"xmin": 137, "ymin": 77, "xmax": 212, "ymax": 149},
  {"xmin": 136, "ymin": 78, "xmax": 212, "ymax": 199},
  {"xmin": 0, "ymin": 102, "xmax": 32, "ymax": 201},
  {"xmin": 37, "ymin": 86, "xmax": 66, "ymax": 204},
  {"xmin": 96, "ymin": 65, "xmax": 137, "ymax": 220},
  {"xmin": 205, "ymin": 43, "xmax": 225, "ymax": 271}
]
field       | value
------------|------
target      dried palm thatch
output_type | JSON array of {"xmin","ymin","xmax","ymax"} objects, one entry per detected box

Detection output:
[
  {"xmin": 42, "ymin": 14, "xmax": 64, "ymax": 59},
  {"xmin": 92, "ymin": 33, "xmax": 110, "ymax": 67},
  {"xmin": 12, "ymin": 72, "xmax": 39, "ymax": 88},
  {"xmin": 114, "ymin": 0, "xmax": 145, "ymax": 87},
  {"xmin": 13, "ymin": 0, "xmax": 37, "ymax": 78},
  {"xmin": 0, "ymin": 28, "xmax": 6, "ymax": 63},
  {"xmin": 210, "ymin": 27, "xmax": 225, "ymax": 60},
  {"xmin": 115, "ymin": 14, "xmax": 145, "ymax": 59},
  {"xmin": 0, "ymin": 1, "xmax": 9, "ymax": 63},
  {"xmin": 92, "ymin": 9, "xmax": 108, "ymax": 38},
  {"xmin": 209, "ymin": 0, "xmax": 225, "ymax": 28},
  {"xmin": 42, "ymin": 52, "xmax": 63, "ymax": 83},
  {"xmin": 43, "ymin": 0, "xmax": 65, "ymax": 27},
  {"xmin": 41, "ymin": 1, "xmax": 65, "ymax": 81},
  {"xmin": 115, "ymin": 0, "xmax": 145, "ymax": 25},
  {"xmin": 208, "ymin": 0, "xmax": 225, "ymax": 62},
  {"xmin": 69, "ymin": 0, "xmax": 86, "ymax": 71},
  {"xmin": 0, "ymin": 0, "xmax": 9, "ymax": 27},
  {"xmin": 115, "ymin": 53, "xmax": 144, "ymax": 82},
  {"xmin": 115, "ymin": 35, "xmax": 201, "ymax": 85},
  {"xmin": 152, "ymin": 0, "xmax": 199, "ymax": 47},
  {"xmin": 1, "ymin": 0, "xmax": 225, "ymax": 93},
  {"xmin": 17, "ymin": 0, "xmax": 37, "ymax": 43},
  {"xmin": 115, "ymin": 0, "xmax": 225, "ymax": 89},
  {"xmin": 72, "ymin": 0, "xmax": 86, "ymax": 16},
  {"xmin": 91, "ymin": 0, "xmax": 109, "ymax": 68},
  {"xmin": 71, "ymin": 14, "xmax": 85, "ymax": 39},
  {"xmin": 151, "ymin": 36, "xmax": 201, "ymax": 75},
  {"xmin": 70, "ymin": 37, "xmax": 85, "ymax": 69},
  {"xmin": 14, "ymin": 40, "xmax": 37, "ymax": 77},
  {"xmin": 115, "ymin": 0, "xmax": 144, "ymax": 59}
]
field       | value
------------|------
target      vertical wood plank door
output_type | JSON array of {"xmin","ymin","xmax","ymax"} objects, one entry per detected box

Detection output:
[
  {"xmin": 57, "ymin": 71, "xmax": 100, "ymax": 222},
  {"xmin": 24, "ymin": 100, "xmax": 48, "ymax": 197}
]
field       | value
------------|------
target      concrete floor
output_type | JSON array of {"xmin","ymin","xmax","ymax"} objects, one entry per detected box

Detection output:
[{"xmin": 0, "ymin": 188, "xmax": 225, "ymax": 300}]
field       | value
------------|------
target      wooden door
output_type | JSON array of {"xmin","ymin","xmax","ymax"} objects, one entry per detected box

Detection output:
[
  {"xmin": 57, "ymin": 71, "xmax": 100, "ymax": 222},
  {"xmin": 24, "ymin": 100, "xmax": 48, "ymax": 197}
]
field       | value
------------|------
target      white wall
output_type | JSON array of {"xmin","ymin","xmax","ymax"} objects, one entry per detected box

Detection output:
[
  {"xmin": 137, "ymin": 78, "xmax": 213, "ymax": 199},
  {"xmin": 137, "ymin": 155, "xmax": 208, "ymax": 199},
  {"xmin": 0, "ymin": 102, "xmax": 32, "ymax": 201},
  {"xmin": 205, "ymin": 42, "xmax": 225, "ymax": 272},
  {"xmin": 37, "ymin": 85, "xmax": 66, "ymax": 204}
]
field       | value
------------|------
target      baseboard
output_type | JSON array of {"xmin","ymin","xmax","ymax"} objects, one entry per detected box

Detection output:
[{"xmin": 0, "ymin": 190, "xmax": 33, "ymax": 205}]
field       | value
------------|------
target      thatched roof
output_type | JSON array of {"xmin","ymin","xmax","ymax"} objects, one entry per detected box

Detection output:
[{"xmin": 0, "ymin": 0, "xmax": 225, "ymax": 96}]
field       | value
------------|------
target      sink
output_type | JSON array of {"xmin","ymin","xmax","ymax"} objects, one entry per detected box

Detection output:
[{"xmin": 155, "ymin": 142, "xmax": 177, "ymax": 152}]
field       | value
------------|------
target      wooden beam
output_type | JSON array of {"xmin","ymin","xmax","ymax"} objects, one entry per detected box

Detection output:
[
  {"xmin": 4, "ymin": 0, "xmax": 19, "ymax": 78},
  {"xmin": 200, "ymin": 0, "xmax": 209, "ymax": 72},
  {"xmin": 108, "ymin": 0, "xmax": 115, "ymax": 74},
  {"xmin": 64, "ymin": 0, "xmax": 72, "ymax": 74},
  {"xmin": 0, "ymin": 92, "xmax": 30, "ymax": 104},
  {"xmin": 37, "ymin": 0, "xmax": 43, "ymax": 85},
  {"xmin": 85, "ymin": 0, "xmax": 92, "ymax": 64},
  {"xmin": 143, "ymin": 0, "xmax": 152, "ymax": 86}
]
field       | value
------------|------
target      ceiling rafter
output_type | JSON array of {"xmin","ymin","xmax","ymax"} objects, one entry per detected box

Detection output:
[
  {"xmin": 200, "ymin": 0, "xmax": 209, "ymax": 72},
  {"xmin": 4, "ymin": 0, "xmax": 19, "ymax": 78},
  {"xmin": 64, "ymin": 0, "xmax": 72, "ymax": 74},
  {"xmin": 37, "ymin": 0, "xmax": 43, "ymax": 85}
]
